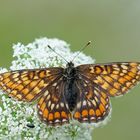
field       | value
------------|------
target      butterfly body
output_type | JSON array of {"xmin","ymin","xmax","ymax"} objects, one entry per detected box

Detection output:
[
  {"xmin": 63, "ymin": 62, "xmax": 79, "ymax": 111},
  {"xmin": 0, "ymin": 62, "xmax": 140, "ymax": 126}
]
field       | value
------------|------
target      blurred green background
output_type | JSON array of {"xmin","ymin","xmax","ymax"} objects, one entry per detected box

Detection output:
[{"xmin": 0, "ymin": 0, "xmax": 140, "ymax": 140}]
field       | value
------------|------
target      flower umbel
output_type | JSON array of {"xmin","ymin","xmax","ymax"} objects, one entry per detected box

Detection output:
[{"xmin": 0, "ymin": 37, "xmax": 110, "ymax": 140}]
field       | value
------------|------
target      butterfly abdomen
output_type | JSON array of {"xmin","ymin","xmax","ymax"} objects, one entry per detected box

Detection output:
[
  {"xmin": 64, "ymin": 79, "xmax": 78, "ymax": 112},
  {"xmin": 64, "ymin": 63, "xmax": 79, "ymax": 112}
]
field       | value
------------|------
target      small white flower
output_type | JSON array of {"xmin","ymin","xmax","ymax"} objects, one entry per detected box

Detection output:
[{"xmin": 0, "ymin": 37, "xmax": 111, "ymax": 140}]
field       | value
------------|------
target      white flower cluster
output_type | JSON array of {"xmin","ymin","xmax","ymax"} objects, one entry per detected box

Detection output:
[{"xmin": 0, "ymin": 37, "xmax": 110, "ymax": 140}]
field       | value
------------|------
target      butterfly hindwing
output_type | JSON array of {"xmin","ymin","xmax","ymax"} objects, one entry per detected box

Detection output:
[
  {"xmin": 37, "ymin": 78, "xmax": 71, "ymax": 126},
  {"xmin": 73, "ymin": 78, "xmax": 110, "ymax": 123},
  {"xmin": 0, "ymin": 68, "xmax": 63, "ymax": 102},
  {"xmin": 77, "ymin": 62, "xmax": 140, "ymax": 97}
]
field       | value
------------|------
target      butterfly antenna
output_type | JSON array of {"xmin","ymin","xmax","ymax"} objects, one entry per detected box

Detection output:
[
  {"xmin": 47, "ymin": 45, "xmax": 69, "ymax": 63},
  {"xmin": 71, "ymin": 41, "xmax": 91, "ymax": 62}
]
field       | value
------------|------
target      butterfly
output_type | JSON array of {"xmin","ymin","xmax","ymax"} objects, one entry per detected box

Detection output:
[{"xmin": 0, "ymin": 61, "xmax": 140, "ymax": 126}]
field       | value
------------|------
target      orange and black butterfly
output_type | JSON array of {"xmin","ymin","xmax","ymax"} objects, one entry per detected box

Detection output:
[{"xmin": 0, "ymin": 60, "xmax": 140, "ymax": 126}]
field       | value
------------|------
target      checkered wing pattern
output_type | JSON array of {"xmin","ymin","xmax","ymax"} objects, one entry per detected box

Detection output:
[
  {"xmin": 0, "ymin": 68, "xmax": 63, "ymax": 101},
  {"xmin": 38, "ymin": 79, "xmax": 71, "ymax": 126},
  {"xmin": 1, "ymin": 62, "xmax": 140, "ymax": 125},
  {"xmin": 73, "ymin": 78, "xmax": 110, "ymax": 122},
  {"xmin": 77, "ymin": 62, "xmax": 140, "ymax": 97},
  {"xmin": 74, "ymin": 62, "xmax": 140, "ymax": 122},
  {"xmin": 0, "ymin": 68, "xmax": 71, "ymax": 126}
]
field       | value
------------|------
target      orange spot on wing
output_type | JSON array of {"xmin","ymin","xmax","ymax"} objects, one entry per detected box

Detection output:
[
  {"xmin": 40, "ymin": 102, "xmax": 46, "ymax": 111},
  {"xmin": 124, "ymin": 75, "xmax": 132, "ymax": 81},
  {"xmin": 61, "ymin": 111, "xmax": 67, "ymax": 118},
  {"xmin": 118, "ymin": 77, "xmax": 127, "ymax": 84},
  {"xmin": 128, "ymin": 72, "xmax": 135, "ymax": 77},
  {"xmin": 106, "ymin": 66, "xmax": 111, "ymax": 73},
  {"xmin": 3, "ymin": 73, "xmax": 11, "ymax": 78},
  {"xmin": 46, "ymin": 70, "xmax": 51, "ymax": 76},
  {"xmin": 122, "ymin": 87, "xmax": 127, "ymax": 92},
  {"xmin": 82, "ymin": 110, "xmax": 88, "ymax": 117},
  {"xmin": 102, "ymin": 82, "xmax": 109, "ymax": 90},
  {"xmin": 25, "ymin": 94, "xmax": 34, "ymax": 100},
  {"xmin": 22, "ymin": 77, "xmax": 29, "ymax": 81},
  {"xmin": 104, "ymin": 76, "xmax": 113, "ymax": 83},
  {"xmin": 32, "ymin": 87, "xmax": 41, "ymax": 94},
  {"xmin": 6, "ymin": 81, "xmax": 14, "ymax": 87},
  {"xmin": 3, "ymin": 78, "xmax": 10, "ymax": 84},
  {"xmin": 16, "ymin": 94, "xmax": 22, "ymax": 99},
  {"xmin": 38, "ymin": 80, "xmax": 45, "ymax": 88},
  {"xmin": 43, "ymin": 109, "xmax": 48, "ymax": 118},
  {"xmin": 99, "ymin": 104, "xmax": 105, "ymax": 113},
  {"xmin": 130, "ymin": 68, "xmax": 137, "ymax": 73},
  {"xmin": 16, "ymin": 84, "xmax": 24, "ymax": 90},
  {"xmin": 39, "ymin": 71, "xmax": 46, "ymax": 78},
  {"xmin": 10, "ymin": 90, "xmax": 17, "ymax": 96},
  {"xmin": 126, "ymin": 82, "xmax": 132, "ymax": 87},
  {"xmin": 96, "ymin": 109, "xmax": 101, "ymax": 116},
  {"xmin": 109, "ymin": 88, "xmax": 118, "ymax": 95},
  {"xmin": 113, "ymin": 82, "xmax": 121, "ymax": 89},
  {"xmin": 74, "ymin": 112, "xmax": 81, "ymax": 119},
  {"xmin": 101, "ymin": 92, "xmax": 107, "ymax": 98},
  {"xmin": 95, "ymin": 66, "xmax": 102, "ymax": 74},
  {"xmin": 101, "ymin": 97, "xmax": 106, "ymax": 106},
  {"xmin": 48, "ymin": 113, "xmax": 53, "ymax": 121},
  {"xmin": 113, "ymin": 71, "xmax": 119, "ymax": 74},
  {"xmin": 29, "ymin": 81, "xmax": 38, "ymax": 88},
  {"xmin": 130, "ymin": 63, "xmax": 137, "ymax": 67},
  {"xmin": 11, "ymin": 83, "xmax": 18, "ymax": 89},
  {"xmin": 96, "ymin": 76, "xmax": 104, "ymax": 84},
  {"xmin": 54, "ymin": 112, "xmax": 60, "ymax": 119},
  {"xmin": 89, "ymin": 109, "xmax": 95, "ymax": 116},
  {"xmin": 24, "ymin": 80, "xmax": 31, "ymax": 85},
  {"xmin": 22, "ymin": 88, "xmax": 29, "ymax": 95},
  {"xmin": 111, "ymin": 74, "xmax": 119, "ymax": 80},
  {"xmin": 38, "ymin": 97, "xmax": 44, "ymax": 105}
]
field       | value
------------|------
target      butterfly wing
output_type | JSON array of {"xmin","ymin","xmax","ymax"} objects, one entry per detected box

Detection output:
[
  {"xmin": 0, "ymin": 68, "xmax": 63, "ymax": 102},
  {"xmin": 38, "ymin": 78, "xmax": 71, "ymax": 126},
  {"xmin": 73, "ymin": 78, "xmax": 110, "ymax": 123},
  {"xmin": 73, "ymin": 62, "xmax": 140, "ymax": 123},
  {"xmin": 76, "ymin": 62, "xmax": 140, "ymax": 97}
]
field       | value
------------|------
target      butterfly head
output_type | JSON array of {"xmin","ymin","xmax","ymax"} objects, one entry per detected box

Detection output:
[
  {"xmin": 64, "ymin": 62, "xmax": 76, "ymax": 78},
  {"xmin": 66, "ymin": 61, "xmax": 74, "ymax": 68}
]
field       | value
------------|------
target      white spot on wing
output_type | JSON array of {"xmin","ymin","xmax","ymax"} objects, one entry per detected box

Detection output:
[
  {"xmin": 44, "ymin": 90, "xmax": 49, "ymax": 96},
  {"xmin": 46, "ymin": 94, "xmax": 50, "ymax": 100},
  {"xmin": 77, "ymin": 102, "xmax": 81, "ymax": 109},
  {"xmin": 39, "ymin": 111, "xmax": 42, "ymax": 115},
  {"xmin": 52, "ymin": 83, "xmax": 57, "ymax": 86},
  {"xmin": 56, "ymin": 104, "xmax": 59, "ymax": 109},
  {"xmin": 60, "ymin": 102, "xmax": 64, "ymax": 107},
  {"xmin": 51, "ymin": 104, "xmax": 55, "ymax": 110},
  {"xmin": 55, "ymin": 119, "xmax": 61, "ymax": 123},
  {"xmin": 62, "ymin": 119, "xmax": 67, "ymax": 122},
  {"xmin": 48, "ymin": 101, "xmax": 51, "ymax": 107},
  {"xmin": 83, "ymin": 100, "xmax": 87, "ymax": 106}
]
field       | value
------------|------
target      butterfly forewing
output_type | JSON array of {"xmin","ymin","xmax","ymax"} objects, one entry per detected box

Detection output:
[
  {"xmin": 77, "ymin": 62, "xmax": 140, "ymax": 97},
  {"xmin": 0, "ymin": 68, "xmax": 63, "ymax": 101}
]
